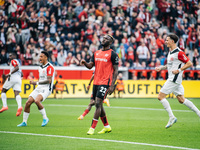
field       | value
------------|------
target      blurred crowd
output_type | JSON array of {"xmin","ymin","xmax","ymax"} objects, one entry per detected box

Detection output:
[{"xmin": 0, "ymin": 0, "xmax": 200, "ymax": 79}]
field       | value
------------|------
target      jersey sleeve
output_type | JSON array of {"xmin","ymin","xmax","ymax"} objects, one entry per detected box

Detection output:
[
  {"xmin": 178, "ymin": 51, "xmax": 189, "ymax": 63},
  {"xmin": 11, "ymin": 60, "xmax": 18, "ymax": 67},
  {"xmin": 111, "ymin": 50, "xmax": 119, "ymax": 65},
  {"xmin": 47, "ymin": 65, "xmax": 55, "ymax": 76}
]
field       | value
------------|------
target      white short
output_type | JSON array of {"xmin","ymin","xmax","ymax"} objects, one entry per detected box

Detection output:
[
  {"xmin": 160, "ymin": 79, "xmax": 184, "ymax": 96},
  {"xmin": 3, "ymin": 76, "xmax": 22, "ymax": 92},
  {"xmin": 29, "ymin": 85, "xmax": 51, "ymax": 101}
]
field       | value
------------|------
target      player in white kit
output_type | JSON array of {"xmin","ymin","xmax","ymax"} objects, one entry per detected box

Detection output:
[
  {"xmin": 155, "ymin": 34, "xmax": 200, "ymax": 128},
  {"xmin": 17, "ymin": 51, "xmax": 55, "ymax": 127},
  {"xmin": 0, "ymin": 52, "xmax": 23, "ymax": 116}
]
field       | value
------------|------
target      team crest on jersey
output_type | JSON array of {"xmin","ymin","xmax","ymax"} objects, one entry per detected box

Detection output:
[
  {"xmin": 105, "ymin": 54, "xmax": 109, "ymax": 57},
  {"xmin": 170, "ymin": 57, "xmax": 174, "ymax": 61}
]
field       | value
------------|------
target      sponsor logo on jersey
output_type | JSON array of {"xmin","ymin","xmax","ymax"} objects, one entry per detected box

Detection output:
[
  {"xmin": 95, "ymin": 58, "xmax": 108, "ymax": 62},
  {"xmin": 105, "ymin": 54, "xmax": 109, "ymax": 57},
  {"xmin": 183, "ymin": 54, "xmax": 187, "ymax": 60}
]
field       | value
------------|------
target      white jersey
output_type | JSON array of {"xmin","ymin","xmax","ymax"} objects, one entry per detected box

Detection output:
[
  {"xmin": 167, "ymin": 47, "xmax": 189, "ymax": 84},
  {"xmin": 10, "ymin": 59, "xmax": 21, "ymax": 77},
  {"xmin": 38, "ymin": 62, "xmax": 55, "ymax": 92}
]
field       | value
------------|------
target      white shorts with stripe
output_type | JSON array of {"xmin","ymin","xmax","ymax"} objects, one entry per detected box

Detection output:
[
  {"xmin": 160, "ymin": 79, "xmax": 184, "ymax": 96},
  {"xmin": 29, "ymin": 85, "xmax": 51, "ymax": 101},
  {"xmin": 3, "ymin": 75, "xmax": 22, "ymax": 92}
]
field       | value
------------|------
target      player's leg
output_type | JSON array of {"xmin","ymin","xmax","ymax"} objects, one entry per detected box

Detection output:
[
  {"xmin": 158, "ymin": 91, "xmax": 177, "ymax": 128},
  {"xmin": 98, "ymin": 104, "xmax": 111, "ymax": 134},
  {"xmin": 34, "ymin": 94, "xmax": 49, "ymax": 127},
  {"xmin": 78, "ymin": 99, "xmax": 95, "ymax": 120},
  {"xmin": 17, "ymin": 96, "xmax": 35, "ymax": 127},
  {"xmin": 0, "ymin": 88, "xmax": 8, "ymax": 112},
  {"xmin": 174, "ymin": 84, "xmax": 200, "ymax": 117},
  {"xmin": 0, "ymin": 77, "xmax": 12, "ymax": 112},
  {"xmin": 87, "ymin": 97, "xmax": 103, "ymax": 135},
  {"xmin": 158, "ymin": 80, "xmax": 177, "ymax": 128},
  {"xmin": 177, "ymin": 95, "xmax": 200, "ymax": 117},
  {"xmin": 14, "ymin": 90, "xmax": 23, "ymax": 116},
  {"xmin": 158, "ymin": 92, "xmax": 175, "ymax": 119}
]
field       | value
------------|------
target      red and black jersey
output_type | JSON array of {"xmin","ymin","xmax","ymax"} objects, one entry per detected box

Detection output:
[{"xmin": 91, "ymin": 49, "xmax": 119, "ymax": 86}]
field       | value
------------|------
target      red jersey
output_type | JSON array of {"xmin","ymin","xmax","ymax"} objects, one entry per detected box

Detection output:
[{"xmin": 91, "ymin": 49, "xmax": 119, "ymax": 86}]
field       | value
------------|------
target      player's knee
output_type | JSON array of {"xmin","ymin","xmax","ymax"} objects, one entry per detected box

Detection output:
[
  {"xmin": 177, "ymin": 98, "xmax": 184, "ymax": 104},
  {"xmin": 35, "ymin": 100, "xmax": 41, "ymax": 106},
  {"xmin": 90, "ymin": 101, "xmax": 95, "ymax": 106},
  {"xmin": 158, "ymin": 94, "xmax": 162, "ymax": 101},
  {"xmin": 95, "ymin": 101, "xmax": 101, "ymax": 109},
  {"xmin": 177, "ymin": 95, "xmax": 184, "ymax": 104},
  {"xmin": 25, "ymin": 100, "xmax": 32, "ymax": 107},
  {"xmin": 1, "ymin": 89, "xmax": 7, "ymax": 93}
]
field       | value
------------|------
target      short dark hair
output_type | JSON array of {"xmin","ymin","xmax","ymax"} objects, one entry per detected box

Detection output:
[
  {"xmin": 168, "ymin": 34, "xmax": 179, "ymax": 43},
  {"xmin": 41, "ymin": 51, "xmax": 49, "ymax": 58}
]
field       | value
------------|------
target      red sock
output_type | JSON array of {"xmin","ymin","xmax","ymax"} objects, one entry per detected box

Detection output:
[
  {"xmin": 82, "ymin": 109, "xmax": 89, "ymax": 117},
  {"xmin": 100, "ymin": 116, "xmax": 109, "ymax": 126},
  {"xmin": 91, "ymin": 119, "xmax": 98, "ymax": 129}
]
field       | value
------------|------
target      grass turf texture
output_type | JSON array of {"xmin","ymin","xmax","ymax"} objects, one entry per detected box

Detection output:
[{"xmin": 0, "ymin": 98, "xmax": 200, "ymax": 150}]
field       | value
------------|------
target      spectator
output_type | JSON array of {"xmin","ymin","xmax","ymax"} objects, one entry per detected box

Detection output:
[
  {"xmin": 50, "ymin": 54, "xmax": 58, "ymax": 66},
  {"xmin": 57, "ymin": 49, "xmax": 66, "ymax": 66},
  {"xmin": 27, "ymin": 72, "xmax": 36, "ymax": 80},
  {"xmin": 136, "ymin": 41, "xmax": 150, "ymax": 64},
  {"xmin": 32, "ymin": 48, "xmax": 40, "ymax": 65},
  {"xmin": 74, "ymin": 1, "xmax": 83, "ymax": 17},
  {"xmin": 0, "ymin": 49, "xmax": 8, "ymax": 66},
  {"xmin": 193, "ymin": 49, "xmax": 200, "ymax": 68}
]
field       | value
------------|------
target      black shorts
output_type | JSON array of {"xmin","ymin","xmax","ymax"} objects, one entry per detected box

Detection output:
[{"xmin": 91, "ymin": 85, "xmax": 109, "ymax": 100}]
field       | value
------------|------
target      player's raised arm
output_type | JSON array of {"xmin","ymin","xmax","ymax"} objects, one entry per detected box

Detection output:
[{"xmin": 81, "ymin": 54, "xmax": 95, "ymax": 69}]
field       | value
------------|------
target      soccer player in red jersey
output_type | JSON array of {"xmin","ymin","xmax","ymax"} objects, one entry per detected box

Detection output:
[
  {"xmin": 81, "ymin": 34, "xmax": 119, "ymax": 135},
  {"xmin": 155, "ymin": 34, "xmax": 200, "ymax": 128},
  {"xmin": 17, "ymin": 51, "xmax": 55, "ymax": 127}
]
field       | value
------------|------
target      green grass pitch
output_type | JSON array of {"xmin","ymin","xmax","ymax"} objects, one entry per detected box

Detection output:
[{"xmin": 0, "ymin": 98, "xmax": 200, "ymax": 150}]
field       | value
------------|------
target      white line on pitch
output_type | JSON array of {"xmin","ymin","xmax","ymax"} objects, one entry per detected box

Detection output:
[
  {"xmin": 8, "ymin": 104, "xmax": 192, "ymax": 112},
  {"xmin": 0, "ymin": 131, "xmax": 199, "ymax": 150}
]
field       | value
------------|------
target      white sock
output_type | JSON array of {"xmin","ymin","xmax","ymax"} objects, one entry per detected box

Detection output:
[
  {"xmin": 1, "ymin": 93, "xmax": 7, "ymax": 107},
  {"xmin": 39, "ymin": 108, "xmax": 48, "ymax": 119},
  {"xmin": 23, "ymin": 112, "xmax": 30, "ymax": 124},
  {"xmin": 104, "ymin": 125, "xmax": 110, "ymax": 128},
  {"xmin": 16, "ymin": 95, "xmax": 22, "ymax": 109},
  {"xmin": 160, "ymin": 98, "xmax": 175, "ymax": 118},
  {"xmin": 183, "ymin": 99, "xmax": 200, "ymax": 117}
]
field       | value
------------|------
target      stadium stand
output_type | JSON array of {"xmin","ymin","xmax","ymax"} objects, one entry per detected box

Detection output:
[{"xmin": 0, "ymin": 0, "xmax": 200, "ymax": 79}]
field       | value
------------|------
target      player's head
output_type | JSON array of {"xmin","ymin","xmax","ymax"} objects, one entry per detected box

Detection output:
[
  {"xmin": 165, "ymin": 34, "xmax": 179, "ymax": 48},
  {"xmin": 101, "ymin": 34, "xmax": 114, "ymax": 47},
  {"xmin": 8, "ymin": 52, "xmax": 16, "ymax": 60},
  {"xmin": 40, "ymin": 51, "xmax": 49, "ymax": 64}
]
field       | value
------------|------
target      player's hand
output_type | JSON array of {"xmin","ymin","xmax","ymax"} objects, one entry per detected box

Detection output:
[
  {"xmin": 87, "ymin": 84, "xmax": 90, "ymax": 90},
  {"xmin": 172, "ymin": 70, "xmax": 179, "ymax": 74},
  {"xmin": 108, "ymin": 85, "xmax": 115, "ymax": 95},
  {"xmin": 30, "ymin": 80, "xmax": 36, "ymax": 85},
  {"xmin": 5, "ymin": 74, "xmax": 10, "ymax": 78},
  {"xmin": 80, "ymin": 59, "xmax": 86, "ymax": 65},
  {"xmin": 155, "ymin": 67, "xmax": 161, "ymax": 72}
]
